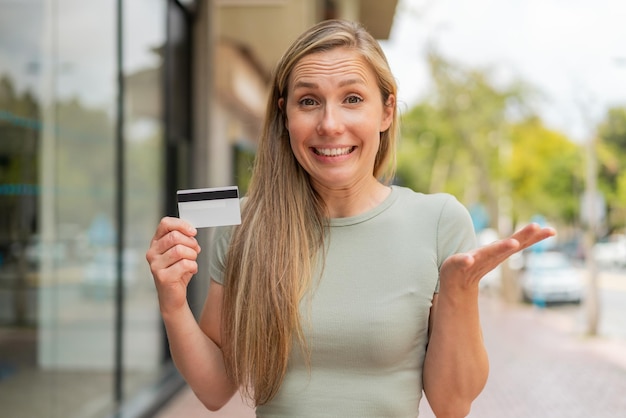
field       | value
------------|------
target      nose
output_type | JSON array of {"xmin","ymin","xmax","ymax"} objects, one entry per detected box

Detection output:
[{"xmin": 316, "ymin": 104, "xmax": 344, "ymax": 137}]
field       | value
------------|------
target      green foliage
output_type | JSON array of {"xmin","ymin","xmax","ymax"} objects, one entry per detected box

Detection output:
[
  {"xmin": 506, "ymin": 118, "xmax": 583, "ymax": 223},
  {"xmin": 397, "ymin": 103, "xmax": 457, "ymax": 193},
  {"xmin": 398, "ymin": 51, "xmax": 584, "ymax": 229},
  {"xmin": 597, "ymin": 107, "xmax": 626, "ymax": 231}
]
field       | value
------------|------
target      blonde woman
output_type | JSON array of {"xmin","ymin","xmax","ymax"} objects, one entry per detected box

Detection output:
[{"xmin": 146, "ymin": 19, "xmax": 555, "ymax": 417}]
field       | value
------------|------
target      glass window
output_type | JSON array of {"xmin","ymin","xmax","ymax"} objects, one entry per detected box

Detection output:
[
  {"xmin": 0, "ymin": 0, "xmax": 168, "ymax": 416},
  {"xmin": 122, "ymin": 0, "xmax": 167, "ymax": 403}
]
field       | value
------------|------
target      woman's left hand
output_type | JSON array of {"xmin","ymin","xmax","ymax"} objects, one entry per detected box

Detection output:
[{"xmin": 439, "ymin": 223, "xmax": 556, "ymax": 291}]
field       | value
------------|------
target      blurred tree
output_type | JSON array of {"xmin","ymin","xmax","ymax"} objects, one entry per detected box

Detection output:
[
  {"xmin": 596, "ymin": 107, "xmax": 626, "ymax": 232},
  {"xmin": 56, "ymin": 97, "xmax": 115, "ymax": 229},
  {"xmin": 506, "ymin": 117, "xmax": 583, "ymax": 224},
  {"xmin": 398, "ymin": 51, "xmax": 536, "ymax": 231},
  {"xmin": 397, "ymin": 51, "xmax": 589, "ymax": 238},
  {"xmin": 126, "ymin": 126, "xmax": 163, "ymax": 244},
  {"xmin": 397, "ymin": 52, "xmax": 593, "ymax": 303},
  {"xmin": 397, "ymin": 103, "xmax": 458, "ymax": 194}
]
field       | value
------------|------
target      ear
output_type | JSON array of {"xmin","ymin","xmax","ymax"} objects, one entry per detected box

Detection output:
[
  {"xmin": 380, "ymin": 94, "xmax": 395, "ymax": 132},
  {"xmin": 278, "ymin": 97, "xmax": 288, "ymax": 130}
]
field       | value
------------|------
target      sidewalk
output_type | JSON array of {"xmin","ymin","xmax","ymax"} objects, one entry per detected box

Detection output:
[
  {"xmin": 156, "ymin": 295, "xmax": 626, "ymax": 418},
  {"xmin": 421, "ymin": 295, "xmax": 626, "ymax": 417}
]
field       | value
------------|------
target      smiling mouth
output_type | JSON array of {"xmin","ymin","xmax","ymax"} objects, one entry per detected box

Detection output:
[{"xmin": 312, "ymin": 146, "xmax": 355, "ymax": 157}]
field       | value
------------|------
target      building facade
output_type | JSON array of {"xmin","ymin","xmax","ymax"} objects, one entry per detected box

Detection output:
[{"xmin": 0, "ymin": 0, "xmax": 397, "ymax": 416}]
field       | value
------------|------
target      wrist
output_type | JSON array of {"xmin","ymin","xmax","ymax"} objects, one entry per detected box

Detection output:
[
  {"xmin": 158, "ymin": 294, "xmax": 191, "ymax": 320},
  {"xmin": 437, "ymin": 280, "xmax": 480, "ymax": 309}
]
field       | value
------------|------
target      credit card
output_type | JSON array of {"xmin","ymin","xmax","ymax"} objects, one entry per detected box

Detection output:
[{"xmin": 177, "ymin": 186, "xmax": 242, "ymax": 228}]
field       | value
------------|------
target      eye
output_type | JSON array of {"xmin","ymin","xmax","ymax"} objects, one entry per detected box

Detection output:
[
  {"xmin": 299, "ymin": 97, "xmax": 317, "ymax": 106},
  {"xmin": 345, "ymin": 95, "xmax": 363, "ymax": 104}
]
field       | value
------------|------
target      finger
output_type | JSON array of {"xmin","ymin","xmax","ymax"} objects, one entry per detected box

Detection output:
[
  {"xmin": 470, "ymin": 224, "xmax": 556, "ymax": 274},
  {"xmin": 150, "ymin": 228, "xmax": 201, "ymax": 257},
  {"xmin": 163, "ymin": 243, "xmax": 200, "ymax": 269},
  {"xmin": 152, "ymin": 216, "xmax": 197, "ymax": 242},
  {"xmin": 472, "ymin": 237, "xmax": 520, "ymax": 263},
  {"xmin": 149, "ymin": 241, "xmax": 200, "ymax": 273},
  {"xmin": 458, "ymin": 239, "xmax": 520, "ymax": 282},
  {"xmin": 153, "ymin": 258, "xmax": 199, "ymax": 287},
  {"xmin": 510, "ymin": 223, "xmax": 556, "ymax": 250}
]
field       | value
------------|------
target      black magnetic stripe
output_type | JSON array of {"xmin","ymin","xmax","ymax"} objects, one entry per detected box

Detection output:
[{"xmin": 177, "ymin": 189, "xmax": 238, "ymax": 202}]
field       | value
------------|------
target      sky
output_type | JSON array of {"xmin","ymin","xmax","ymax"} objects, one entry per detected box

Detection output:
[{"xmin": 380, "ymin": 0, "xmax": 626, "ymax": 143}]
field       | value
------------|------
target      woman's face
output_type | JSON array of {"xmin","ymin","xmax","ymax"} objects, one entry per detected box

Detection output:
[{"xmin": 281, "ymin": 47, "xmax": 394, "ymax": 193}]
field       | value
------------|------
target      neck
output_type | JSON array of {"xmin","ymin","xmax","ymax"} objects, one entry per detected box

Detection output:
[{"xmin": 314, "ymin": 179, "xmax": 391, "ymax": 218}]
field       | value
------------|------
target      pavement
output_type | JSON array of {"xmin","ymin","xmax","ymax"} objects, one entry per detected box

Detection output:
[{"xmin": 155, "ymin": 294, "xmax": 626, "ymax": 418}]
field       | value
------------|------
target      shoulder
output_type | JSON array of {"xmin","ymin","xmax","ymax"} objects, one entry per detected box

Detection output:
[
  {"xmin": 391, "ymin": 186, "xmax": 476, "ymax": 254},
  {"xmin": 392, "ymin": 186, "xmax": 466, "ymax": 216},
  {"xmin": 395, "ymin": 186, "xmax": 472, "ymax": 231}
]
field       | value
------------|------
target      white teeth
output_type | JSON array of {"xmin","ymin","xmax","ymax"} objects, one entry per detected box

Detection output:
[{"xmin": 314, "ymin": 147, "xmax": 353, "ymax": 156}]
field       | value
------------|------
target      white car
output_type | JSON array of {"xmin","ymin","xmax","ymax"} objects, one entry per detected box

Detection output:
[
  {"xmin": 593, "ymin": 235, "xmax": 626, "ymax": 269},
  {"xmin": 520, "ymin": 251, "xmax": 584, "ymax": 304}
]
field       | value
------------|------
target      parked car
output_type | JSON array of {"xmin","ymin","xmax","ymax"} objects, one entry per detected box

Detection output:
[
  {"xmin": 520, "ymin": 251, "xmax": 584, "ymax": 304},
  {"xmin": 593, "ymin": 234, "xmax": 626, "ymax": 269}
]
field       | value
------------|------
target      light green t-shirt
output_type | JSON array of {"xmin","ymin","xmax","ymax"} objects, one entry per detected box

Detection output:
[{"xmin": 209, "ymin": 186, "xmax": 477, "ymax": 417}]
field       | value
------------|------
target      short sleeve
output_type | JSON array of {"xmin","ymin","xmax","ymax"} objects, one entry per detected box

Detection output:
[
  {"xmin": 208, "ymin": 225, "xmax": 235, "ymax": 285},
  {"xmin": 434, "ymin": 195, "xmax": 478, "ymax": 292}
]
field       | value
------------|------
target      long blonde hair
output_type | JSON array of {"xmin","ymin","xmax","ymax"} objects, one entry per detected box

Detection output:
[{"xmin": 221, "ymin": 19, "xmax": 399, "ymax": 406}]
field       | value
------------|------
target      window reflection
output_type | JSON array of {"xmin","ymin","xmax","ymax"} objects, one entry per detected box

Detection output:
[{"xmin": 0, "ymin": 1, "xmax": 167, "ymax": 416}]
